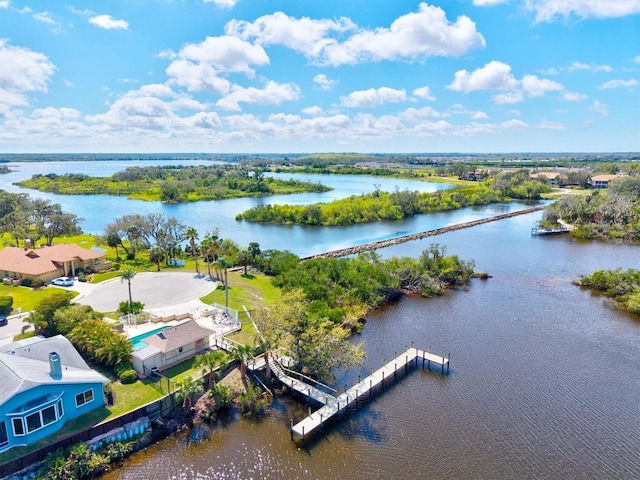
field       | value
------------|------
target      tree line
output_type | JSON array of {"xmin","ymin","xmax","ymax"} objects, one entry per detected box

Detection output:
[
  {"xmin": 236, "ymin": 170, "xmax": 550, "ymax": 226},
  {"xmin": 0, "ymin": 191, "xmax": 81, "ymax": 247}
]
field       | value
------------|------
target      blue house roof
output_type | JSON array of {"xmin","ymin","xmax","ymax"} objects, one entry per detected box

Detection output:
[{"xmin": 0, "ymin": 335, "xmax": 108, "ymax": 408}]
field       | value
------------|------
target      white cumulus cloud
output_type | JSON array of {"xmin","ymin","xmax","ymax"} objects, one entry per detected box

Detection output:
[
  {"xmin": 176, "ymin": 36, "xmax": 269, "ymax": 76},
  {"xmin": 166, "ymin": 60, "xmax": 232, "ymax": 94},
  {"xmin": 521, "ymin": 74, "xmax": 564, "ymax": 97},
  {"xmin": 302, "ymin": 106, "xmax": 325, "ymax": 117},
  {"xmin": 492, "ymin": 91, "xmax": 524, "ymax": 104},
  {"xmin": 226, "ymin": 12, "xmax": 355, "ymax": 58},
  {"xmin": 320, "ymin": 3, "xmax": 486, "ymax": 66},
  {"xmin": 562, "ymin": 91, "xmax": 587, "ymax": 101},
  {"xmin": 313, "ymin": 74, "xmax": 336, "ymax": 91},
  {"xmin": 340, "ymin": 87, "xmax": 407, "ymax": 108},
  {"xmin": 525, "ymin": 0, "xmax": 640, "ymax": 22},
  {"xmin": 599, "ymin": 78, "xmax": 638, "ymax": 89},
  {"xmin": 0, "ymin": 40, "xmax": 56, "ymax": 107},
  {"xmin": 568, "ymin": 61, "xmax": 612, "ymax": 73},
  {"xmin": 413, "ymin": 86, "xmax": 436, "ymax": 101},
  {"xmin": 89, "ymin": 14, "xmax": 129, "ymax": 30},
  {"xmin": 216, "ymin": 81, "xmax": 301, "ymax": 111},
  {"xmin": 448, "ymin": 61, "xmax": 518, "ymax": 93}
]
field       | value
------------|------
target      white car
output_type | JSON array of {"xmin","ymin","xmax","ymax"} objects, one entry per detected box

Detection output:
[{"xmin": 52, "ymin": 277, "xmax": 74, "ymax": 287}]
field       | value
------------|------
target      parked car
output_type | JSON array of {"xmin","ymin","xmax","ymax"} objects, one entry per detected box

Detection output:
[
  {"xmin": 52, "ymin": 277, "xmax": 74, "ymax": 287},
  {"xmin": 0, "ymin": 316, "xmax": 7, "ymax": 326}
]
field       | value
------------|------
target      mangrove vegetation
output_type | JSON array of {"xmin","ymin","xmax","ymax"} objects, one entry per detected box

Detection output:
[
  {"xmin": 575, "ymin": 268, "xmax": 640, "ymax": 315},
  {"xmin": 16, "ymin": 165, "xmax": 331, "ymax": 203},
  {"xmin": 237, "ymin": 170, "xmax": 550, "ymax": 226}
]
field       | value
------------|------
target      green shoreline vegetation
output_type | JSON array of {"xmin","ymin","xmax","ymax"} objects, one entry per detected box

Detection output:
[
  {"xmin": 236, "ymin": 170, "xmax": 551, "ymax": 226},
  {"xmin": 16, "ymin": 165, "xmax": 331, "ymax": 203},
  {"xmin": 542, "ymin": 176, "xmax": 640, "ymax": 242},
  {"xmin": 575, "ymin": 268, "xmax": 640, "ymax": 315}
]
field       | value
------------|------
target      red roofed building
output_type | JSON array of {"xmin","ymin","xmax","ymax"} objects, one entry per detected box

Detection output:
[{"xmin": 0, "ymin": 244, "xmax": 111, "ymax": 283}]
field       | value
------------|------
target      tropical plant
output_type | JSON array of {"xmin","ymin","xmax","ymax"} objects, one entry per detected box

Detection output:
[
  {"xmin": 120, "ymin": 269, "xmax": 136, "ymax": 313},
  {"xmin": 194, "ymin": 350, "xmax": 228, "ymax": 387},
  {"xmin": 186, "ymin": 227, "xmax": 200, "ymax": 275},
  {"xmin": 230, "ymin": 343, "xmax": 255, "ymax": 378},
  {"xmin": 216, "ymin": 257, "xmax": 230, "ymax": 309},
  {"xmin": 175, "ymin": 375, "xmax": 203, "ymax": 409}
]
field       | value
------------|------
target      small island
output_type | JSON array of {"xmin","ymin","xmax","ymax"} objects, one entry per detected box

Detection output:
[
  {"xmin": 15, "ymin": 165, "xmax": 331, "ymax": 203},
  {"xmin": 236, "ymin": 170, "xmax": 551, "ymax": 226}
]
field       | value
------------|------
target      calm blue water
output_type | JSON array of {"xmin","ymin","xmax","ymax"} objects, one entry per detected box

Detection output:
[
  {"xmin": 0, "ymin": 160, "xmax": 479, "ymax": 256},
  {"xmin": 101, "ymin": 210, "xmax": 640, "ymax": 480}
]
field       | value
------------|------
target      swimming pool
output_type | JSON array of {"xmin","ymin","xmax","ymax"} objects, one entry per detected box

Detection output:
[{"xmin": 129, "ymin": 326, "xmax": 170, "ymax": 351}]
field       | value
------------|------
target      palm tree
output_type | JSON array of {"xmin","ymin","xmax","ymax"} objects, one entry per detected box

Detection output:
[
  {"xmin": 186, "ymin": 227, "xmax": 200, "ymax": 275},
  {"xmin": 120, "ymin": 269, "xmax": 136, "ymax": 314},
  {"xmin": 175, "ymin": 376, "xmax": 202, "ymax": 409},
  {"xmin": 216, "ymin": 257, "xmax": 229, "ymax": 310},
  {"xmin": 230, "ymin": 344, "xmax": 255, "ymax": 379},
  {"xmin": 194, "ymin": 350, "xmax": 227, "ymax": 388}
]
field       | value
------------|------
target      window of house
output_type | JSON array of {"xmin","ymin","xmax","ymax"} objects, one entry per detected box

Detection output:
[
  {"xmin": 42, "ymin": 405, "xmax": 57, "ymax": 426},
  {"xmin": 8, "ymin": 394, "xmax": 64, "ymax": 437},
  {"xmin": 178, "ymin": 347, "xmax": 183, "ymax": 353},
  {"xmin": 75, "ymin": 389, "xmax": 94, "ymax": 407},
  {"xmin": 12, "ymin": 418, "xmax": 24, "ymax": 436},
  {"xmin": 26, "ymin": 412, "xmax": 42, "ymax": 433},
  {"xmin": 0, "ymin": 422, "xmax": 8, "ymax": 447}
]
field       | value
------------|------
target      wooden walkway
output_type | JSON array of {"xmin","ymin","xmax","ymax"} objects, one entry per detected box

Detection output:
[
  {"xmin": 531, "ymin": 225, "xmax": 571, "ymax": 235},
  {"xmin": 279, "ymin": 347, "xmax": 449, "ymax": 443}
]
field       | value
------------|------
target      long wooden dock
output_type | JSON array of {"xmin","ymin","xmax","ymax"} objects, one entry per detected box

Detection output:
[{"xmin": 279, "ymin": 347, "xmax": 450, "ymax": 443}]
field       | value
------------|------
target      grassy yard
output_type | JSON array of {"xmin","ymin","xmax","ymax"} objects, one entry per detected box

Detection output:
[
  {"xmin": 200, "ymin": 271, "xmax": 281, "ymax": 311},
  {"xmin": 0, "ymin": 284, "xmax": 78, "ymax": 314},
  {"xmin": 107, "ymin": 380, "xmax": 163, "ymax": 417},
  {"xmin": 200, "ymin": 271, "xmax": 282, "ymax": 345}
]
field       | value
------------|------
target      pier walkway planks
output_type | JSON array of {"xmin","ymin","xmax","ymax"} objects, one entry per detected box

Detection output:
[{"xmin": 285, "ymin": 347, "xmax": 449, "ymax": 442}]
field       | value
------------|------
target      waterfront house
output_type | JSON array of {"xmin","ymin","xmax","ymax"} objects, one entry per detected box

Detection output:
[
  {"xmin": 0, "ymin": 244, "xmax": 111, "ymax": 284},
  {"xmin": 588, "ymin": 174, "xmax": 630, "ymax": 189},
  {"xmin": 0, "ymin": 335, "xmax": 109, "ymax": 453},
  {"xmin": 131, "ymin": 320, "xmax": 215, "ymax": 376}
]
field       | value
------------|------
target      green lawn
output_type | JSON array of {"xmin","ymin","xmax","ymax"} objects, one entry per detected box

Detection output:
[
  {"xmin": 200, "ymin": 271, "xmax": 281, "ymax": 345},
  {"xmin": 107, "ymin": 380, "xmax": 163, "ymax": 417},
  {"xmin": 200, "ymin": 271, "xmax": 281, "ymax": 311},
  {"xmin": 0, "ymin": 284, "xmax": 78, "ymax": 314},
  {"xmin": 162, "ymin": 357, "xmax": 202, "ymax": 383}
]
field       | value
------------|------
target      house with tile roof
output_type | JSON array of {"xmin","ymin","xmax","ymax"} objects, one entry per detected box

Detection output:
[
  {"xmin": 0, "ymin": 244, "xmax": 111, "ymax": 284},
  {"xmin": 131, "ymin": 320, "xmax": 215, "ymax": 377},
  {"xmin": 588, "ymin": 174, "xmax": 630, "ymax": 189},
  {"xmin": 0, "ymin": 335, "xmax": 109, "ymax": 453}
]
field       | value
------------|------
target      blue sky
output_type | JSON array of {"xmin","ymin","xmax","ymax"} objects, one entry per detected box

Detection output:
[{"xmin": 0, "ymin": 0, "xmax": 639, "ymax": 153}]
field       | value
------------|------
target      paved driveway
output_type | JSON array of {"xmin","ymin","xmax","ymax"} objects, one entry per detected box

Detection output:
[{"xmin": 74, "ymin": 272, "xmax": 218, "ymax": 312}]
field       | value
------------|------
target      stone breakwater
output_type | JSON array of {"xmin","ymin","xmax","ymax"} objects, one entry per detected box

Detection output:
[{"xmin": 300, "ymin": 205, "xmax": 546, "ymax": 261}]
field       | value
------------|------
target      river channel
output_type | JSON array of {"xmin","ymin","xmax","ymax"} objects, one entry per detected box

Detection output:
[{"xmin": 2, "ymin": 161, "xmax": 639, "ymax": 478}]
